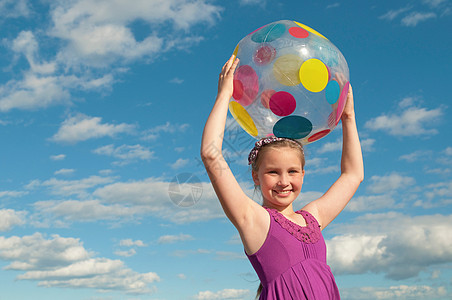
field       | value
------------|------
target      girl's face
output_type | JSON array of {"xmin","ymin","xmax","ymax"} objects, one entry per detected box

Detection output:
[{"xmin": 252, "ymin": 146, "xmax": 305, "ymax": 209}]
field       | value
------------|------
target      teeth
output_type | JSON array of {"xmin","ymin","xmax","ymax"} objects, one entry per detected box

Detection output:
[{"xmin": 277, "ymin": 190, "xmax": 291, "ymax": 194}]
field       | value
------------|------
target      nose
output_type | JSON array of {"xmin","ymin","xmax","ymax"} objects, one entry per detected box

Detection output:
[{"xmin": 278, "ymin": 173, "xmax": 290, "ymax": 186}]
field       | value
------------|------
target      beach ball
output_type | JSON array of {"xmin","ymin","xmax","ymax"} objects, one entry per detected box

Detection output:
[{"xmin": 229, "ymin": 20, "xmax": 350, "ymax": 145}]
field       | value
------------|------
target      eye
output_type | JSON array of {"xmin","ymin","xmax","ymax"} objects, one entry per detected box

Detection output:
[{"xmin": 289, "ymin": 170, "xmax": 299, "ymax": 174}]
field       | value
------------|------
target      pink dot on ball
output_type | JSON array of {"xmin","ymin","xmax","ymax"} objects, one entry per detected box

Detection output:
[
  {"xmin": 289, "ymin": 26, "xmax": 309, "ymax": 38},
  {"xmin": 328, "ymin": 111, "xmax": 336, "ymax": 128},
  {"xmin": 335, "ymin": 82, "xmax": 350, "ymax": 125},
  {"xmin": 234, "ymin": 65, "xmax": 259, "ymax": 106},
  {"xmin": 253, "ymin": 45, "xmax": 276, "ymax": 65},
  {"xmin": 233, "ymin": 80, "xmax": 243, "ymax": 100},
  {"xmin": 261, "ymin": 89, "xmax": 276, "ymax": 109},
  {"xmin": 308, "ymin": 129, "xmax": 331, "ymax": 142},
  {"xmin": 269, "ymin": 91, "xmax": 296, "ymax": 116}
]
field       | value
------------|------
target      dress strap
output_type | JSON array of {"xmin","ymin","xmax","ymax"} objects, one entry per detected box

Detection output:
[{"xmin": 265, "ymin": 207, "xmax": 321, "ymax": 244}]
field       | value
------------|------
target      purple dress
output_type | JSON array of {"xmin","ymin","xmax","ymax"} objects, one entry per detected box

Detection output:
[{"xmin": 246, "ymin": 207, "xmax": 340, "ymax": 299}]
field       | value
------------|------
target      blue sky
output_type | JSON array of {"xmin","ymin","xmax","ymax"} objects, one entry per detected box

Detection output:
[{"xmin": 0, "ymin": 0, "xmax": 451, "ymax": 299}]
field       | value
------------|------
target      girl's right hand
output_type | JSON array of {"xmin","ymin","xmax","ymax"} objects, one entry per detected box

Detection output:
[{"xmin": 217, "ymin": 55, "xmax": 239, "ymax": 100}]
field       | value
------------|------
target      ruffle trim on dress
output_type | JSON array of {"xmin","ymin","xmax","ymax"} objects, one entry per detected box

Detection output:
[{"xmin": 265, "ymin": 208, "xmax": 321, "ymax": 244}]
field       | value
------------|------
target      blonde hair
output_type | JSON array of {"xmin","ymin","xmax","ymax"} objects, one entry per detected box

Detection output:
[{"xmin": 250, "ymin": 138, "xmax": 305, "ymax": 172}]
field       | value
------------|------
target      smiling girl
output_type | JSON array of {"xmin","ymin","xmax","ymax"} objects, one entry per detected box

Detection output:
[{"xmin": 201, "ymin": 55, "xmax": 363, "ymax": 299}]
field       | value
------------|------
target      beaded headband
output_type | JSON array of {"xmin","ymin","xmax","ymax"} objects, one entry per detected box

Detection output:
[{"xmin": 248, "ymin": 136, "xmax": 303, "ymax": 165}]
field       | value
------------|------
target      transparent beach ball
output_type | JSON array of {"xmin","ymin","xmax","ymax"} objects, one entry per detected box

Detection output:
[{"xmin": 229, "ymin": 20, "xmax": 350, "ymax": 145}]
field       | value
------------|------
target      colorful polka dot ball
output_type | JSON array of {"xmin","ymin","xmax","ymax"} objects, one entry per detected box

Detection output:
[{"xmin": 229, "ymin": 20, "xmax": 350, "ymax": 145}]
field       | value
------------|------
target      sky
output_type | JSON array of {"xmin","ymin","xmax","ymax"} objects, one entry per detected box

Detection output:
[{"xmin": 0, "ymin": 0, "xmax": 451, "ymax": 299}]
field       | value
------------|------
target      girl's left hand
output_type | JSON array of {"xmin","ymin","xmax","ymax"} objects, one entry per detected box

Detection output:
[{"xmin": 341, "ymin": 83, "xmax": 355, "ymax": 120}]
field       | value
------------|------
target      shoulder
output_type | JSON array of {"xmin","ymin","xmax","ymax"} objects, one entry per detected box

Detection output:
[{"xmin": 301, "ymin": 202, "xmax": 323, "ymax": 229}]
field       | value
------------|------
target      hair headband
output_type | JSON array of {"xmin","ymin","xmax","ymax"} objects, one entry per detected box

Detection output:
[{"xmin": 248, "ymin": 136, "xmax": 303, "ymax": 165}]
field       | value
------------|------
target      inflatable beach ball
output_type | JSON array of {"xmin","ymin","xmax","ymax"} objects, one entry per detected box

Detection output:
[{"xmin": 229, "ymin": 20, "xmax": 350, "ymax": 145}]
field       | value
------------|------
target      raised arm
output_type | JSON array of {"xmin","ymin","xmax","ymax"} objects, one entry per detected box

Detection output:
[
  {"xmin": 201, "ymin": 56, "xmax": 264, "ymax": 229},
  {"xmin": 304, "ymin": 83, "xmax": 364, "ymax": 229}
]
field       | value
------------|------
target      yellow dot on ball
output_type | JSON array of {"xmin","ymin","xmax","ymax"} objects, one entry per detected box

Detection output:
[
  {"xmin": 273, "ymin": 54, "xmax": 304, "ymax": 86},
  {"xmin": 229, "ymin": 101, "xmax": 258, "ymax": 137},
  {"xmin": 233, "ymin": 44, "xmax": 239, "ymax": 58},
  {"xmin": 294, "ymin": 21, "xmax": 328, "ymax": 40},
  {"xmin": 299, "ymin": 58, "xmax": 329, "ymax": 93}
]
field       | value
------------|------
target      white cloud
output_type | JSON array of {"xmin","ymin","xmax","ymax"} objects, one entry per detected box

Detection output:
[
  {"xmin": 157, "ymin": 234, "xmax": 194, "ymax": 244},
  {"xmin": 119, "ymin": 239, "xmax": 146, "ymax": 247},
  {"xmin": 171, "ymin": 248, "xmax": 211, "ymax": 258},
  {"xmin": 93, "ymin": 178, "xmax": 172, "ymax": 205},
  {"xmin": 114, "ymin": 249, "xmax": 136, "ymax": 257},
  {"xmin": 34, "ymin": 199, "xmax": 151, "ymax": 223},
  {"xmin": 445, "ymin": 147, "xmax": 452, "ymax": 156},
  {"xmin": 141, "ymin": 122, "xmax": 189, "ymax": 141},
  {"xmin": 360, "ymin": 138, "xmax": 376, "ymax": 152},
  {"xmin": 328, "ymin": 234, "xmax": 387, "ymax": 273},
  {"xmin": 49, "ymin": 0, "xmax": 222, "ymax": 67},
  {"xmin": 316, "ymin": 139, "xmax": 342, "ymax": 154},
  {"xmin": 51, "ymin": 114, "xmax": 135, "ymax": 144},
  {"xmin": 423, "ymin": 0, "xmax": 448, "ymax": 7},
  {"xmin": 54, "ymin": 168, "xmax": 75, "ymax": 176},
  {"xmin": 417, "ymin": 180, "xmax": 452, "ymax": 208},
  {"xmin": 0, "ymin": 72, "xmax": 70, "ymax": 112},
  {"xmin": 32, "ymin": 176, "xmax": 242, "ymax": 225},
  {"xmin": 11, "ymin": 31, "xmax": 56, "ymax": 75},
  {"xmin": 314, "ymin": 137, "xmax": 373, "ymax": 154},
  {"xmin": 346, "ymin": 194, "xmax": 398, "ymax": 212},
  {"xmin": 303, "ymin": 156, "xmax": 333, "ymax": 174},
  {"xmin": 39, "ymin": 175, "xmax": 115, "ymax": 198},
  {"xmin": 365, "ymin": 101, "xmax": 443, "ymax": 136},
  {"xmin": 0, "ymin": 30, "xmax": 116, "ymax": 112},
  {"xmin": 0, "ymin": 190, "xmax": 28, "ymax": 198},
  {"xmin": 1, "ymin": 1, "xmax": 223, "ymax": 112},
  {"xmin": 169, "ymin": 77, "xmax": 184, "ymax": 84},
  {"xmin": 194, "ymin": 288, "xmax": 250, "ymax": 300},
  {"xmin": 327, "ymin": 213, "xmax": 452, "ymax": 280},
  {"xmin": 99, "ymin": 169, "xmax": 113, "ymax": 176},
  {"xmin": 50, "ymin": 154, "xmax": 66, "ymax": 161},
  {"xmin": 0, "ymin": 0, "xmax": 30, "ymax": 18},
  {"xmin": 307, "ymin": 165, "xmax": 339, "ymax": 175},
  {"xmin": 170, "ymin": 158, "xmax": 190, "ymax": 169},
  {"xmin": 239, "ymin": 0, "xmax": 261, "ymax": 5},
  {"xmin": 93, "ymin": 144, "xmax": 154, "ymax": 165},
  {"xmin": 326, "ymin": 3, "xmax": 340, "ymax": 9},
  {"xmin": 0, "ymin": 209, "xmax": 26, "ymax": 231},
  {"xmin": 402, "ymin": 11, "xmax": 437, "ymax": 26},
  {"xmin": 0, "ymin": 233, "xmax": 159, "ymax": 294},
  {"xmin": 379, "ymin": 6, "xmax": 412, "ymax": 21},
  {"xmin": 399, "ymin": 150, "xmax": 432, "ymax": 162},
  {"xmin": 367, "ymin": 172, "xmax": 415, "ymax": 194}
]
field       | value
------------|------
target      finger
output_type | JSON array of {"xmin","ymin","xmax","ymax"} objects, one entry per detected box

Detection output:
[
  {"xmin": 226, "ymin": 57, "xmax": 239, "ymax": 75},
  {"xmin": 347, "ymin": 83, "xmax": 353, "ymax": 97},
  {"xmin": 221, "ymin": 55, "xmax": 234, "ymax": 72},
  {"xmin": 225, "ymin": 55, "xmax": 236, "ymax": 69}
]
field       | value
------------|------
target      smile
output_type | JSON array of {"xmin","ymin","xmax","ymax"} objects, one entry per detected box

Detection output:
[{"xmin": 274, "ymin": 190, "xmax": 292, "ymax": 195}]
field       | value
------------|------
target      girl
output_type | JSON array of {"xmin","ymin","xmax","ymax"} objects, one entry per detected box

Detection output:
[{"xmin": 201, "ymin": 55, "xmax": 363, "ymax": 299}]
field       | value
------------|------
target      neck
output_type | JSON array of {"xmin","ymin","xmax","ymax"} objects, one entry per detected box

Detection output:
[{"xmin": 263, "ymin": 202, "xmax": 295, "ymax": 215}]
